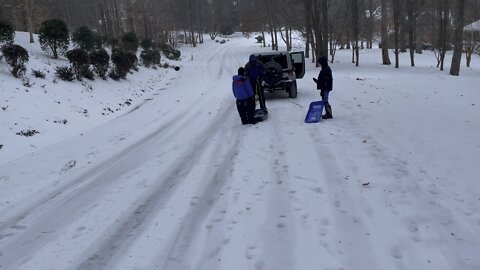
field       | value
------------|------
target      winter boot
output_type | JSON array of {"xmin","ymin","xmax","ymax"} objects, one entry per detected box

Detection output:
[{"xmin": 322, "ymin": 105, "xmax": 333, "ymax": 119}]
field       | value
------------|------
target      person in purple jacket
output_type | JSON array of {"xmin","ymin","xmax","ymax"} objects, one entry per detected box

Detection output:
[
  {"xmin": 232, "ymin": 67, "xmax": 256, "ymax": 125},
  {"xmin": 245, "ymin": 54, "xmax": 266, "ymax": 110}
]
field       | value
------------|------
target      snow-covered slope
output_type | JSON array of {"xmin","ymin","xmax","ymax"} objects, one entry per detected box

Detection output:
[
  {"xmin": 0, "ymin": 32, "xmax": 479, "ymax": 270},
  {"xmin": 0, "ymin": 32, "xmax": 178, "ymax": 164}
]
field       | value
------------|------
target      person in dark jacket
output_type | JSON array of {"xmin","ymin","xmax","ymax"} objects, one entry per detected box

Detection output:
[
  {"xmin": 313, "ymin": 56, "xmax": 333, "ymax": 119},
  {"xmin": 245, "ymin": 54, "xmax": 267, "ymax": 110},
  {"xmin": 232, "ymin": 67, "xmax": 256, "ymax": 125}
]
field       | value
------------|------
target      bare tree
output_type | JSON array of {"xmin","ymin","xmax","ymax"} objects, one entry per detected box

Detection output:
[
  {"xmin": 186, "ymin": 0, "xmax": 196, "ymax": 47},
  {"xmin": 407, "ymin": 0, "xmax": 417, "ymax": 66},
  {"xmin": 450, "ymin": 0, "xmax": 465, "ymax": 75},
  {"xmin": 206, "ymin": 0, "xmax": 226, "ymax": 40},
  {"xmin": 437, "ymin": 0, "xmax": 450, "ymax": 70},
  {"xmin": 352, "ymin": 0, "xmax": 360, "ymax": 66},
  {"xmin": 393, "ymin": 0, "xmax": 400, "ymax": 68},
  {"xmin": 304, "ymin": 0, "xmax": 313, "ymax": 58},
  {"xmin": 311, "ymin": 0, "xmax": 321, "ymax": 62},
  {"xmin": 266, "ymin": 0, "xmax": 278, "ymax": 51},
  {"xmin": 381, "ymin": 0, "xmax": 391, "ymax": 65},
  {"xmin": 321, "ymin": 0, "xmax": 329, "ymax": 58},
  {"xmin": 367, "ymin": 0, "xmax": 374, "ymax": 49},
  {"xmin": 24, "ymin": 0, "xmax": 34, "ymax": 43}
]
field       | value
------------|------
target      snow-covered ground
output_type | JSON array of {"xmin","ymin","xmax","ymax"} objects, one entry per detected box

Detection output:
[{"xmin": 1, "ymin": 32, "xmax": 480, "ymax": 270}]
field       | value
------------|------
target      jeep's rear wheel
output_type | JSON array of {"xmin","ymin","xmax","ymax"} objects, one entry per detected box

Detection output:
[{"xmin": 289, "ymin": 81, "xmax": 298, "ymax": 98}]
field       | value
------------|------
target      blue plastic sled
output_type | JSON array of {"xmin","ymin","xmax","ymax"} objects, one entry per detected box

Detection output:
[{"xmin": 304, "ymin": 101, "xmax": 324, "ymax": 123}]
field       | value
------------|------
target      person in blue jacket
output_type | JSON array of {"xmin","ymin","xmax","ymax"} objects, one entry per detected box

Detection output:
[{"xmin": 232, "ymin": 67, "xmax": 256, "ymax": 125}]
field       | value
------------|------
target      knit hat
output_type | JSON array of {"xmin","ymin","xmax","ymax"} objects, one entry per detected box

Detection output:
[
  {"xmin": 238, "ymin": 67, "xmax": 245, "ymax": 76},
  {"xmin": 317, "ymin": 56, "xmax": 328, "ymax": 66}
]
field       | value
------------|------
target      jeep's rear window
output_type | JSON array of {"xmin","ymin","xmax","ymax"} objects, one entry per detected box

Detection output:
[{"xmin": 258, "ymin": 54, "xmax": 288, "ymax": 69}]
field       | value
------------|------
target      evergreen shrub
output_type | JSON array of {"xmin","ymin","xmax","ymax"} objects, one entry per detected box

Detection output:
[
  {"xmin": 140, "ymin": 39, "xmax": 153, "ymax": 50},
  {"xmin": 1, "ymin": 44, "xmax": 29, "ymax": 78},
  {"xmin": 140, "ymin": 50, "xmax": 154, "ymax": 67},
  {"xmin": 89, "ymin": 49, "xmax": 110, "ymax": 79},
  {"xmin": 72, "ymin": 26, "xmax": 97, "ymax": 52},
  {"xmin": 55, "ymin": 66, "xmax": 75, "ymax": 81},
  {"xmin": 159, "ymin": 43, "xmax": 181, "ymax": 60},
  {"xmin": 121, "ymin": 32, "xmax": 139, "ymax": 53},
  {"xmin": 140, "ymin": 49, "xmax": 160, "ymax": 67},
  {"xmin": 126, "ymin": 52, "xmax": 138, "ymax": 71},
  {"xmin": 32, "ymin": 69, "xmax": 46, "ymax": 79},
  {"xmin": 39, "ymin": 19, "xmax": 69, "ymax": 59},
  {"xmin": 0, "ymin": 21, "xmax": 15, "ymax": 44},
  {"xmin": 66, "ymin": 48, "xmax": 91, "ymax": 80},
  {"xmin": 110, "ymin": 51, "xmax": 133, "ymax": 80}
]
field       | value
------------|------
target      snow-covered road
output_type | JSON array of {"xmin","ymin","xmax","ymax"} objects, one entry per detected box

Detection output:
[{"xmin": 1, "ymin": 34, "xmax": 480, "ymax": 270}]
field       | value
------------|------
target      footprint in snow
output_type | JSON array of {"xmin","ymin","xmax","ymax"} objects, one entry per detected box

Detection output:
[
  {"xmin": 59, "ymin": 160, "xmax": 77, "ymax": 174},
  {"xmin": 10, "ymin": 225, "xmax": 27, "ymax": 230},
  {"xmin": 254, "ymin": 260, "xmax": 265, "ymax": 270},
  {"xmin": 245, "ymin": 246, "xmax": 259, "ymax": 260},
  {"xmin": 390, "ymin": 246, "xmax": 403, "ymax": 259}
]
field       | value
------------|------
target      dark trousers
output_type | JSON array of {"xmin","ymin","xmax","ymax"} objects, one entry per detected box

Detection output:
[
  {"xmin": 320, "ymin": 90, "xmax": 330, "ymax": 105},
  {"xmin": 236, "ymin": 97, "xmax": 256, "ymax": 125},
  {"xmin": 250, "ymin": 80, "xmax": 267, "ymax": 110}
]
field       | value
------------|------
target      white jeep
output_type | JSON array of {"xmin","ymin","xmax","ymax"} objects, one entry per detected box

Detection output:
[{"xmin": 254, "ymin": 51, "xmax": 305, "ymax": 98}]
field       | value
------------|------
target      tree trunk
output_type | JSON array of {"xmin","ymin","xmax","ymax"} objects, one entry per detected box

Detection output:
[
  {"xmin": 321, "ymin": 0, "xmax": 329, "ymax": 58},
  {"xmin": 407, "ymin": 0, "xmax": 417, "ymax": 66},
  {"xmin": 393, "ymin": 0, "xmax": 400, "ymax": 68},
  {"xmin": 466, "ymin": 46, "xmax": 472, "ymax": 67},
  {"xmin": 353, "ymin": 0, "xmax": 359, "ymax": 66},
  {"xmin": 439, "ymin": 0, "xmax": 449, "ymax": 71},
  {"xmin": 381, "ymin": 0, "xmax": 391, "ymax": 65},
  {"xmin": 261, "ymin": 30, "xmax": 266, "ymax": 48},
  {"xmin": 51, "ymin": 42, "xmax": 58, "ymax": 59},
  {"xmin": 368, "ymin": 0, "xmax": 373, "ymax": 49},
  {"xmin": 195, "ymin": 0, "xmax": 203, "ymax": 44},
  {"xmin": 329, "ymin": 24, "xmax": 334, "ymax": 57},
  {"xmin": 113, "ymin": 0, "xmax": 122, "ymax": 38},
  {"xmin": 273, "ymin": 25, "xmax": 278, "ymax": 51},
  {"xmin": 310, "ymin": 29, "xmax": 317, "ymax": 63},
  {"xmin": 280, "ymin": 27, "xmax": 292, "ymax": 51},
  {"xmin": 269, "ymin": 23, "xmax": 274, "ymax": 49},
  {"xmin": 187, "ymin": 0, "xmax": 196, "ymax": 47},
  {"xmin": 312, "ymin": 0, "xmax": 323, "ymax": 65},
  {"xmin": 25, "ymin": 0, "xmax": 34, "ymax": 43},
  {"xmin": 268, "ymin": 0, "xmax": 279, "ymax": 51},
  {"xmin": 449, "ymin": 0, "xmax": 465, "ymax": 76},
  {"xmin": 304, "ymin": 0, "xmax": 312, "ymax": 58}
]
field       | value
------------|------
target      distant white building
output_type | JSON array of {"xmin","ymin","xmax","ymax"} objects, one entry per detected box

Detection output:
[{"xmin": 464, "ymin": 20, "xmax": 480, "ymax": 45}]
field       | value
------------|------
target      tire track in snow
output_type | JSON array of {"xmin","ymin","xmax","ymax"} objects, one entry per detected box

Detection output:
[
  {"xmin": 75, "ymin": 101, "xmax": 238, "ymax": 270},
  {"xmin": 0, "ymin": 35, "xmax": 266, "ymax": 270},
  {"xmin": 0, "ymin": 63, "xmax": 219, "ymax": 236},
  {"xmin": 327, "ymin": 117, "xmax": 480, "ymax": 269},
  {"xmin": 74, "ymin": 41, "xmax": 246, "ymax": 270},
  {"xmin": 306, "ymin": 125, "xmax": 380, "ymax": 270},
  {"xmin": 156, "ymin": 126, "xmax": 241, "ymax": 270},
  {"xmin": 0, "ymin": 113, "xmax": 178, "ymax": 233},
  {"xmin": 257, "ymin": 118, "xmax": 297, "ymax": 270},
  {"xmin": 0, "ymin": 49, "xmax": 239, "ymax": 267},
  {"xmin": 0, "ymin": 100, "xmax": 215, "ymax": 269}
]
